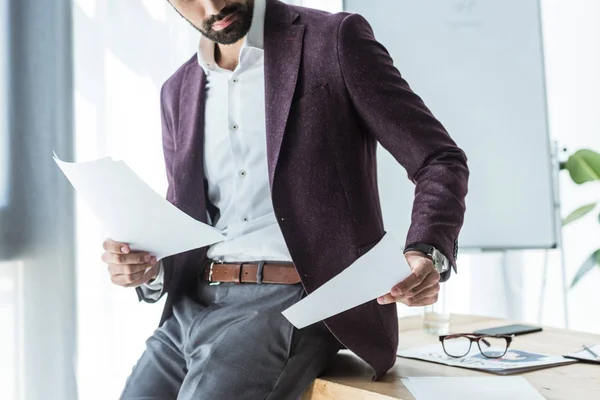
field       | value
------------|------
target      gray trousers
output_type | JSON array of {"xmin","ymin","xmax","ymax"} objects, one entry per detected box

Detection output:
[{"xmin": 121, "ymin": 281, "xmax": 341, "ymax": 400}]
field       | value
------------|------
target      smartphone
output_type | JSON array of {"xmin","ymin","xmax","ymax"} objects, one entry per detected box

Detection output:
[{"xmin": 473, "ymin": 324, "xmax": 542, "ymax": 336}]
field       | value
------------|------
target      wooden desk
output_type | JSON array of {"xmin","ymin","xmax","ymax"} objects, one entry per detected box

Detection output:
[{"xmin": 303, "ymin": 315, "xmax": 600, "ymax": 400}]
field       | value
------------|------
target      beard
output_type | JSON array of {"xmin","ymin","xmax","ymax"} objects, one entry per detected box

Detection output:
[{"xmin": 191, "ymin": 2, "xmax": 255, "ymax": 45}]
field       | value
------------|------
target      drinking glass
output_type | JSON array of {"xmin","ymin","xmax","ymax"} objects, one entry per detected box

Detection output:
[{"xmin": 423, "ymin": 280, "xmax": 450, "ymax": 335}]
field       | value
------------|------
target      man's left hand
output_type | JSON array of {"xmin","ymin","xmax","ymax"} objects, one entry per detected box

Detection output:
[{"xmin": 377, "ymin": 251, "xmax": 441, "ymax": 306}]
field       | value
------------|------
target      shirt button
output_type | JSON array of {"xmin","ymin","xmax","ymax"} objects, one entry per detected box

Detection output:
[
  {"xmin": 243, "ymin": 217, "xmax": 249, "ymax": 222},
  {"xmin": 232, "ymin": 124, "xmax": 239, "ymax": 131},
  {"xmin": 232, "ymin": 78, "xmax": 239, "ymax": 83},
  {"xmin": 240, "ymin": 170, "xmax": 247, "ymax": 177}
]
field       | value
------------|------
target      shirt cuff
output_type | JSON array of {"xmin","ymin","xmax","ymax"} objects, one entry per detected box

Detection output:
[
  {"xmin": 145, "ymin": 261, "xmax": 164, "ymax": 290},
  {"xmin": 137, "ymin": 262, "xmax": 164, "ymax": 302}
]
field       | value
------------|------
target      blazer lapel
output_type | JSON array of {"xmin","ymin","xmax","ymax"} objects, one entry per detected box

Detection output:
[
  {"xmin": 264, "ymin": 1, "xmax": 305, "ymax": 188},
  {"xmin": 176, "ymin": 62, "xmax": 208, "ymax": 223}
]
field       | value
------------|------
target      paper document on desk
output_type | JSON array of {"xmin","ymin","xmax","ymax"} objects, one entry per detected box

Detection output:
[
  {"xmin": 54, "ymin": 155, "xmax": 225, "ymax": 260},
  {"xmin": 402, "ymin": 377, "xmax": 545, "ymax": 400},
  {"xmin": 282, "ymin": 233, "xmax": 410, "ymax": 329},
  {"xmin": 398, "ymin": 344, "xmax": 576, "ymax": 374},
  {"xmin": 564, "ymin": 344, "xmax": 600, "ymax": 364}
]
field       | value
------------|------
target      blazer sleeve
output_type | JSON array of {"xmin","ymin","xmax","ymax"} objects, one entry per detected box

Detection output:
[
  {"xmin": 337, "ymin": 13, "xmax": 469, "ymax": 268},
  {"xmin": 159, "ymin": 82, "xmax": 178, "ymax": 292},
  {"xmin": 135, "ymin": 83, "xmax": 177, "ymax": 302}
]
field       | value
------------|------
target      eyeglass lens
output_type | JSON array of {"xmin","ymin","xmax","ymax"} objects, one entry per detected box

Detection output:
[
  {"xmin": 477, "ymin": 336, "xmax": 508, "ymax": 358},
  {"xmin": 442, "ymin": 336, "xmax": 473, "ymax": 357},
  {"xmin": 442, "ymin": 335, "xmax": 509, "ymax": 358}
]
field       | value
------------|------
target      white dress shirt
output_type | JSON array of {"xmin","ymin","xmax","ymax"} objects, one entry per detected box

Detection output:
[{"xmin": 142, "ymin": 0, "xmax": 290, "ymax": 298}]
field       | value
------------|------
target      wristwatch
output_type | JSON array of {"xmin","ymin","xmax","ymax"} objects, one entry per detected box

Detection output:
[{"xmin": 404, "ymin": 243, "xmax": 451, "ymax": 274}]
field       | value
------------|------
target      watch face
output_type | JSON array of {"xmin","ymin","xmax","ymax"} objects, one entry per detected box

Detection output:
[
  {"xmin": 431, "ymin": 249, "xmax": 447, "ymax": 272},
  {"xmin": 431, "ymin": 250, "xmax": 442, "ymax": 266}
]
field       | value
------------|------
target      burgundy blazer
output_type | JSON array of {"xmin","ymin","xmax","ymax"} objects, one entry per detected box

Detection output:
[{"xmin": 155, "ymin": 0, "xmax": 468, "ymax": 379}]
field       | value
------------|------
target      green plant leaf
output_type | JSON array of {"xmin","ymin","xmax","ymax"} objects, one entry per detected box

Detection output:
[
  {"xmin": 562, "ymin": 203, "xmax": 597, "ymax": 226},
  {"xmin": 565, "ymin": 149, "xmax": 600, "ymax": 184},
  {"xmin": 570, "ymin": 249, "xmax": 600, "ymax": 288}
]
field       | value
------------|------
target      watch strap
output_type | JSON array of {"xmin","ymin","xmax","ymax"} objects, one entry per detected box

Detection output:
[{"xmin": 404, "ymin": 242, "xmax": 451, "ymax": 274}]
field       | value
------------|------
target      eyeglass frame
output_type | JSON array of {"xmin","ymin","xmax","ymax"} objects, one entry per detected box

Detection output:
[{"xmin": 439, "ymin": 333, "xmax": 514, "ymax": 359}]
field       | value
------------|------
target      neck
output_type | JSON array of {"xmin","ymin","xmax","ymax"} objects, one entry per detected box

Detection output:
[{"xmin": 215, "ymin": 38, "xmax": 245, "ymax": 71}]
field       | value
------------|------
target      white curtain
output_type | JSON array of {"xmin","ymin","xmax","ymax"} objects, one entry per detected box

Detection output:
[
  {"xmin": 73, "ymin": 1, "xmax": 199, "ymax": 399},
  {"xmin": 0, "ymin": 262, "xmax": 23, "ymax": 400}
]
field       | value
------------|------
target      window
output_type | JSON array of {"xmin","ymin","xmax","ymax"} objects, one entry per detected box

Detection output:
[
  {"xmin": 73, "ymin": 1, "xmax": 199, "ymax": 398},
  {"xmin": 0, "ymin": 262, "xmax": 24, "ymax": 400},
  {"xmin": 0, "ymin": 0, "xmax": 9, "ymax": 209}
]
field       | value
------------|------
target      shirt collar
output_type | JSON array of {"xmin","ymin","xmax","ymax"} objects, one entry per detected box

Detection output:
[{"xmin": 197, "ymin": 0, "xmax": 266, "ymax": 73}]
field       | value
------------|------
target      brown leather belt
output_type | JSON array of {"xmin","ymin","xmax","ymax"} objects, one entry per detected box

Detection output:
[{"xmin": 202, "ymin": 261, "xmax": 301, "ymax": 284}]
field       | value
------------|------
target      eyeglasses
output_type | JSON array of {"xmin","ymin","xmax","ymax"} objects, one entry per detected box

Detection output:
[{"xmin": 439, "ymin": 333, "xmax": 514, "ymax": 358}]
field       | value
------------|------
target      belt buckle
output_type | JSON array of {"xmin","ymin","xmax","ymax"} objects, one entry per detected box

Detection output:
[{"xmin": 208, "ymin": 260, "xmax": 222, "ymax": 286}]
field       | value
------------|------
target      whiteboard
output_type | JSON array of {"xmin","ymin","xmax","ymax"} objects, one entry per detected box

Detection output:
[{"xmin": 344, "ymin": 0, "xmax": 557, "ymax": 250}]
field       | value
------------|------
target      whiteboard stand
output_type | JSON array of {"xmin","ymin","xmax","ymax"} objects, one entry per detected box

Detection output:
[
  {"xmin": 538, "ymin": 142, "xmax": 569, "ymax": 328},
  {"xmin": 537, "ymin": 248, "xmax": 550, "ymax": 323},
  {"xmin": 553, "ymin": 141, "xmax": 569, "ymax": 328},
  {"xmin": 500, "ymin": 251, "xmax": 518, "ymax": 319}
]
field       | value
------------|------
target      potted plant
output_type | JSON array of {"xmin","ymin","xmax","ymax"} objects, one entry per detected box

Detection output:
[{"xmin": 561, "ymin": 149, "xmax": 600, "ymax": 287}]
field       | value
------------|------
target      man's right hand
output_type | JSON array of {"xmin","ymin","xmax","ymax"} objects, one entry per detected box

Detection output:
[{"xmin": 101, "ymin": 238, "xmax": 159, "ymax": 288}]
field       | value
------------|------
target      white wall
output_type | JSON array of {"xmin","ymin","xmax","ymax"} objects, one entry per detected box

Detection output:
[{"xmin": 525, "ymin": 0, "xmax": 600, "ymax": 332}]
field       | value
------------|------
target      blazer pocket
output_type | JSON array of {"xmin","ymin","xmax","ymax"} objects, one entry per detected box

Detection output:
[{"xmin": 290, "ymin": 84, "xmax": 331, "ymax": 115}]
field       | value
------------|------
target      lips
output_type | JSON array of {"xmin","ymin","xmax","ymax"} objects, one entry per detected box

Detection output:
[{"xmin": 212, "ymin": 13, "xmax": 237, "ymax": 31}]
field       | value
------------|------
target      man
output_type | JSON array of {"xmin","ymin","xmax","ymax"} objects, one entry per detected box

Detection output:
[{"xmin": 102, "ymin": 0, "xmax": 469, "ymax": 398}]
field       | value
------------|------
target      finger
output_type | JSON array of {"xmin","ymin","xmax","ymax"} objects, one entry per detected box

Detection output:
[
  {"xmin": 123, "ymin": 268, "xmax": 156, "ymax": 288},
  {"xmin": 409, "ymin": 294, "xmax": 439, "ymax": 307},
  {"xmin": 388, "ymin": 279, "xmax": 440, "ymax": 305},
  {"xmin": 391, "ymin": 267, "xmax": 429, "ymax": 296},
  {"xmin": 388, "ymin": 279, "xmax": 439, "ymax": 306},
  {"xmin": 103, "ymin": 238, "xmax": 131, "ymax": 254},
  {"xmin": 377, "ymin": 293, "xmax": 396, "ymax": 305},
  {"xmin": 411, "ymin": 283, "xmax": 440, "ymax": 303},
  {"xmin": 111, "ymin": 270, "xmax": 146, "ymax": 287},
  {"xmin": 107, "ymin": 263, "xmax": 152, "ymax": 277},
  {"xmin": 102, "ymin": 251, "xmax": 156, "ymax": 265},
  {"xmin": 378, "ymin": 286, "xmax": 438, "ymax": 306},
  {"xmin": 402, "ymin": 270, "xmax": 440, "ymax": 298},
  {"xmin": 396, "ymin": 290, "xmax": 439, "ymax": 307},
  {"xmin": 392, "ymin": 261, "xmax": 434, "ymax": 295}
]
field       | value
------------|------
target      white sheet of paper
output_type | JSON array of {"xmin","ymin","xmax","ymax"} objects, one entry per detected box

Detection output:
[
  {"xmin": 54, "ymin": 155, "xmax": 225, "ymax": 260},
  {"xmin": 565, "ymin": 344, "xmax": 600, "ymax": 362},
  {"xmin": 401, "ymin": 377, "xmax": 545, "ymax": 400},
  {"xmin": 282, "ymin": 233, "xmax": 410, "ymax": 329}
]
